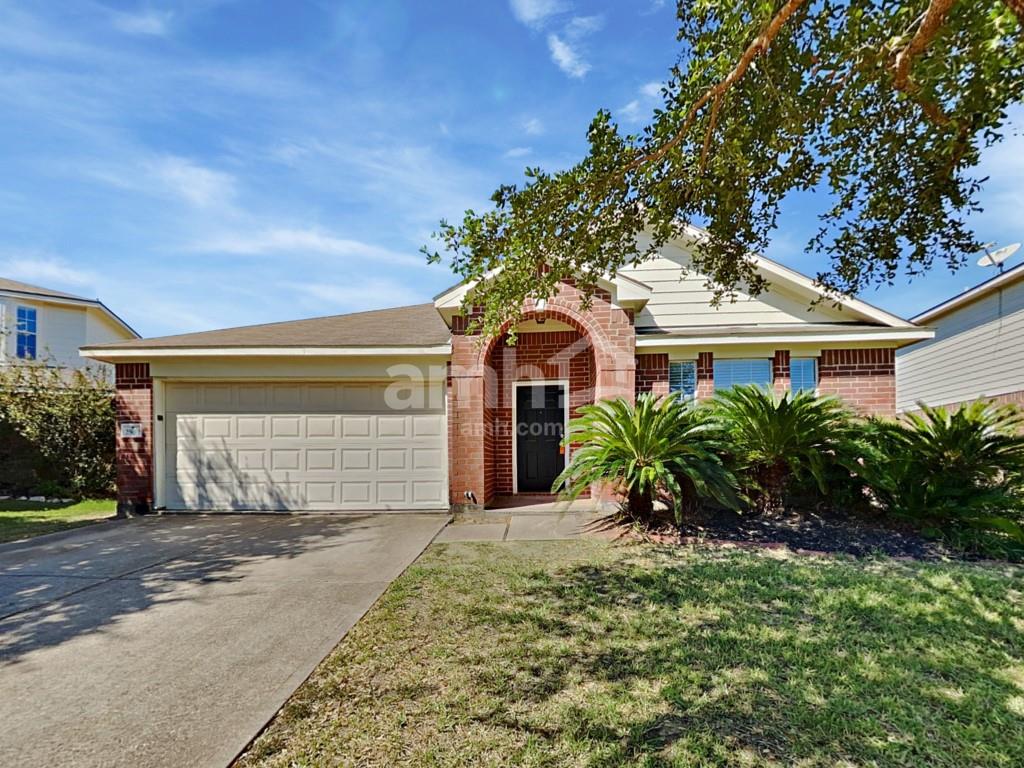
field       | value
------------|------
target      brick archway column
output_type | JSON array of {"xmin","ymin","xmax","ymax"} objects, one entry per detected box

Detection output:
[{"xmin": 447, "ymin": 287, "xmax": 635, "ymax": 511}]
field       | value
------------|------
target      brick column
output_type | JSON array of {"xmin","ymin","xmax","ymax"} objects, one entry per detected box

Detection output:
[
  {"xmin": 635, "ymin": 353, "xmax": 669, "ymax": 396},
  {"xmin": 115, "ymin": 363, "xmax": 153, "ymax": 517},
  {"xmin": 772, "ymin": 350, "xmax": 791, "ymax": 397},
  {"xmin": 696, "ymin": 352, "xmax": 714, "ymax": 399}
]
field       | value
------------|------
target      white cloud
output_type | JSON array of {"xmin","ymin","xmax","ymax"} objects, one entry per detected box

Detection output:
[
  {"xmin": 565, "ymin": 15, "xmax": 604, "ymax": 37},
  {"xmin": 504, "ymin": 146, "xmax": 532, "ymax": 158},
  {"xmin": 640, "ymin": 81, "xmax": 663, "ymax": 98},
  {"xmin": 288, "ymin": 278, "xmax": 423, "ymax": 313},
  {"xmin": 0, "ymin": 253, "xmax": 97, "ymax": 289},
  {"xmin": 618, "ymin": 81, "xmax": 666, "ymax": 124},
  {"xmin": 147, "ymin": 156, "xmax": 237, "ymax": 209},
  {"xmin": 618, "ymin": 99, "xmax": 642, "ymax": 123},
  {"xmin": 509, "ymin": 0, "xmax": 568, "ymax": 28},
  {"xmin": 523, "ymin": 117, "xmax": 544, "ymax": 135},
  {"xmin": 112, "ymin": 10, "xmax": 173, "ymax": 36},
  {"xmin": 547, "ymin": 33, "xmax": 589, "ymax": 79},
  {"xmin": 195, "ymin": 227, "xmax": 424, "ymax": 267}
]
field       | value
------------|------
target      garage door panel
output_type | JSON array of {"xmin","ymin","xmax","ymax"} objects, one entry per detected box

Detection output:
[
  {"xmin": 306, "ymin": 449, "xmax": 337, "ymax": 471},
  {"xmin": 306, "ymin": 416, "xmax": 337, "ymax": 438},
  {"xmin": 413, "ymin": 481, "xmax": 445, "ymax": 504},
  {"xmin": 377, "ymin": 416, "xmax": 407, "ymax": 438},
  {"xmin": 236, "ymin": 416, "xmax": 267, "ymax": 438},
  {"xmin": 341, "ymin": 416, "xmax": 371, "ymax": 438},
  {"xmin": 164, "ymin": 382, "xmax": 446, "ymax": 511},
  {"xmin": 270, "ymin": 416, "xmax": 301, "ymax": 438}
]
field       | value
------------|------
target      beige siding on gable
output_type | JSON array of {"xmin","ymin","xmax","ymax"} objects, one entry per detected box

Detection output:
[
  {"xmin": 896, "ymin": 279, "xmax": 1024, "ymax": 411},
  {"xmin": 620, "ymin": 241, "xmax": 848, "ymax": 329},
  {"xmin": 0, "ymin": 296, "xmax": 133, "ymax": 373}
]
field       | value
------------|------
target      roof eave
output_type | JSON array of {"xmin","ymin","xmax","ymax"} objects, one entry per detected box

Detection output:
[{"xmin": 79, "ymin": 344, "xmax": 453, "ymax": 363}]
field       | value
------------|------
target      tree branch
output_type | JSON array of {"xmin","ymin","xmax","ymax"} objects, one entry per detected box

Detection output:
[
  {"xmin": 889, "ymin": 0, "xmax": 959, "ymax": 127},
  {"xmin": 699, "ymin": 91, "xmax": 723, "ymax": 174},
  {"xmin": 1002, "ymin": 0, "xmax": 1024, "ymax": 24},
  {"xmin": 627, "ymin": 0, "xmax": 808, "ymax": 173}
]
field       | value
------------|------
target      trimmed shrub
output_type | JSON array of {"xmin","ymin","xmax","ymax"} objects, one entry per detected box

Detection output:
[
  {"xmin": 0, "ymin": 364, "xmax": 115, "ymax": 498},
  {"xmin": 555, "ymin": 394, "xmax": 738, "ymax": 527},
  {"xmin": 852, "ymin": 401, "xmax": 1024, "ymax": 553}
]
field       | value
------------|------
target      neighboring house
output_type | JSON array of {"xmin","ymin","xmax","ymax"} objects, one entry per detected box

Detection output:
[
  {"xmin": 896, "ymin": 260, "xmax": 1024, "ymax": 413},
  {"xmin": 0, "ymin": 278, "xmax": 138, "ymax": 374},
  {"xmin": 82, "ymin": 232, "xmax": 932, "ymax": 515}
]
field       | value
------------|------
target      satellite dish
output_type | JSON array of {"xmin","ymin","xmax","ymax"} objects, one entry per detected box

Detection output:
[{"xmin": 976, "ymin": 242, "xmax": 1021, "ymax": 271}]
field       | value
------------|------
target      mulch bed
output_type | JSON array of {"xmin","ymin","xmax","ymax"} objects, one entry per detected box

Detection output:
[{"xmin": 599, "ymin": 506, "xmax": 967, "ymax": 561}]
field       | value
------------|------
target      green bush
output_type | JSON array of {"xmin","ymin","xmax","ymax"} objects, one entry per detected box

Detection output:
[
  {"xmin": 555, "ymin": 394, "xmax": 738, "ymax": 527},
  {"xmin": 710, "ymin": 385, "xmax": 853, "ymax": 515},
  {"xmin": 852, "ymin": 401, "xmax": 1024, "ymax": 551},
  {"xmin": 0, "ymin": 363, "xmax": 115, "ymax": 498}
]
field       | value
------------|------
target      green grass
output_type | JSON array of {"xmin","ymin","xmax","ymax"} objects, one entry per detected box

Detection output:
[
  {"xmin": 0, "ymin": 498, "xmax": 116, "ymax": 543},
  {"xmin": 237, "ymin": 541, "xmax": 1024, "ymax": 768}
]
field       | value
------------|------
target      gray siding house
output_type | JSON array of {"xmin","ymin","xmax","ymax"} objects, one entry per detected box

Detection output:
[{"xmin": 897, "ymin": 261, "xmax": 1024, "ymax": 412}]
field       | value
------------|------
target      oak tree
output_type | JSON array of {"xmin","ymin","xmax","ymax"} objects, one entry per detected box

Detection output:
[{"xmin": 427, "ymin": 0, "xmax": 1024, "ymax": 337}]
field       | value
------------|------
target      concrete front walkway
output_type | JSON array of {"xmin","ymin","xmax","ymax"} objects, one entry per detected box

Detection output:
[
  {"xmin": 436, "ymin": 510, "xmax": 608, "ymax": 542},
  {"xmin": 0, "ymin": 513, "xmax": 448, "ymax": 768}
]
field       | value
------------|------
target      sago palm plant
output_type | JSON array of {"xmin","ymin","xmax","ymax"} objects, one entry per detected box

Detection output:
[
  {"xmin": 554, "ymin": 394, "xmax": 738, "ymax": 527},
  {"xmin": 855, "ymin": 401, "xmax": 1024, "ymax": 545},
  {"xmin": 710, "ymin": 385, "xmax": 852, "ymax": 515}
]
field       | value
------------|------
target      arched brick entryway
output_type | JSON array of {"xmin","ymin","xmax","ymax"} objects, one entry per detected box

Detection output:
[{"xmin": 448, "ymin": 284, "xmax": 636, "ymax": 510}]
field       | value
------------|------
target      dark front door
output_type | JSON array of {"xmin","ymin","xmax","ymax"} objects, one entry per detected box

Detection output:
[{"xmin": 516, "ymin": 384, "xmax": 566, "ymax": 493}]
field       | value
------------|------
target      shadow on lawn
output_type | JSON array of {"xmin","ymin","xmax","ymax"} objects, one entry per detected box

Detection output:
[{"xmin": 465, "ymin": 547, "xmax": 1024, "ymax": 766}]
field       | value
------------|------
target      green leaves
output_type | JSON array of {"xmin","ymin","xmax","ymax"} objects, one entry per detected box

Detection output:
[
  {"xmin": 853, "ymin": 401, "xmax": 1024, "ymax": 546},
  {"xmin": 0, "ymin": 363, "xmax": 115, "ymax": 497},
  {"xmin": 555, "ymin": 394, "xmax": 738, "ymax": 526},
  {"xmin": 426, "ymin": 1, "xmax": 1024, "ymax": 338},
  {"xmin": 709, "ymin": 384, "xmax": 853, "ymax": 514}
]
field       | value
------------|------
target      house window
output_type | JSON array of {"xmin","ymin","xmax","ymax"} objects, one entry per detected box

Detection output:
[
  {"xmin": 713, "ymin": 358, "xmax": 772, "ymax": 391},
  {"xmin": 15, "ymin": 306, "xmax": 37, "ymax": 360},
  {"xmin": 669, "ymin": 361, "xmax": 697, "ymax": 400},
  {"xmin": 790, "ymin": 357, "xmax": 818, "ymax": 394}
]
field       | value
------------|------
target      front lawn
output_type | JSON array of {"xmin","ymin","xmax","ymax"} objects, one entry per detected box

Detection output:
[
  {"xmin": 238, "ymin": 541, "xmax": 1024, "ymax": 768},
  {"xmin": 0, "ymin": 499, "xmax": 116, "ymax": 543}
]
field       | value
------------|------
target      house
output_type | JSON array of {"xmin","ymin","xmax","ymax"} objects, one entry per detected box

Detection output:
[
  {"xmin": 896, "ymin": 260, "xmax": 1024, "ymax": 412},
  {"xmin": 0, "ymin": 278, "xmax": 138, "ymax": 373},
  {"xmin": 81, "ymin": 234, "xmax": 932, "ymax": 516}
]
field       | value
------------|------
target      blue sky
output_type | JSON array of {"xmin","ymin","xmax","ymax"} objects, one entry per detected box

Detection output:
[{"xmin": 0, "ymin": 0, "xmax": 1021, "ymax": 338}]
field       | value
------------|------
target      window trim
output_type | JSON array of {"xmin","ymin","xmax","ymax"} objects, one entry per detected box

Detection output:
[
  {"xmin": 15, "ymin": 305, "xmax": 37, "ymax": 361},
  {"xmin": 668, "ymin": 360, "xmax": 697, "ymax": 401}
]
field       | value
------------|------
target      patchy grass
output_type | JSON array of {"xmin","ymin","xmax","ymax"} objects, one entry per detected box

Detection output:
[
  {"xmin": 0, "ymin": 499, "xmax": 115, "ymax": 543},
  {"xmin": 237, "ymin": 541, "xmax": 1024, "ymax": 768}
]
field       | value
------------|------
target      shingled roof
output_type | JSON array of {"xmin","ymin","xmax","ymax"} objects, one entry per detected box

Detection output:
[
  {"xmin": 82, "ymin": 303, "xmax": 451, "ymax": 350},
  {"xmin": 0, "ymin": 277, "xmax": 90, "ymax": 301}
]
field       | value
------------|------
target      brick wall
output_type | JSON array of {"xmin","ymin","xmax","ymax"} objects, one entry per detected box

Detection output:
[
  {"xmin": 448, "ymin": 280, "xmax": 635, "ymax": 509},
  {"xmin": 490, "ymin": 330, "xmax": 595, "ymax": 496},
  {"xmin": 696, "ymin": 352, "xmax": 714, "ymax": 400},
  {"xmin": 115, "ymin": 363, "xmax": 153, "ymax": 516},
  {"xmin": 772, "ymin": 349, "xmax": 791, "ymax": 396},
  {"xmin": 635, "ymin": 353, "xmax": 669, "ymax": 396},
  {"xmin": 818, "ymin": 348, "xmax": 895, "ymax": 416}
]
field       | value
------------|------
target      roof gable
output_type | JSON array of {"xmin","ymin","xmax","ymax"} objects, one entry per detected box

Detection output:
[{"xmin": 619, "ymin": 229, "xmax": 914, "ymax": 330}]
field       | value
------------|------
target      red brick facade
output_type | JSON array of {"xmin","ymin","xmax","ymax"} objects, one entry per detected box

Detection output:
[
  {"xmin": 114, "ymin": 363, "xmax": 153, "ymax": 516},
  {"xmin": 818, "ymin": 348, "xmax": 896, "ymax": 416},
  {"xmin": 635, "ymin": 353, "xmax": 669, "ymax": 396},
  {"xmin": 488, "ymin": 330, "xmax": 595, "ymax": 498},
  {"xmin": 448, "ymin": 280, "xmax": 636, "ymax": 509}
]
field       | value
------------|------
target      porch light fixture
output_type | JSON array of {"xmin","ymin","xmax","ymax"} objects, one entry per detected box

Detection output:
[{"xmin": 535, "ymin": 298, "xmax": 547, "ymax": 324}]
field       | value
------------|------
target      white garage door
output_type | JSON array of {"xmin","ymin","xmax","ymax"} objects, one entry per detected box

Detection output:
[{"xmin": 163, "ymin": 381, "xmax": 447, "ymax": 511}]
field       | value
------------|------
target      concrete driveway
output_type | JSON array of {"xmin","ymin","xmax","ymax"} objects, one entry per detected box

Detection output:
[{"xmin": 0, "ymin": 513, "xmax": 448, "ymax": 768}]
